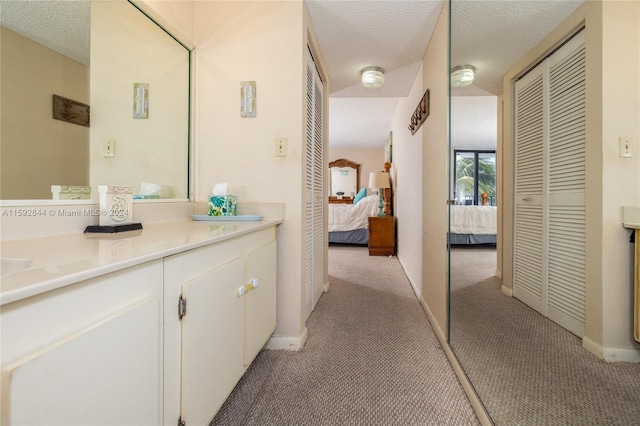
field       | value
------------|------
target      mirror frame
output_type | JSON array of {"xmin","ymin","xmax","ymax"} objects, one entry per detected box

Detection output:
[{"xmin": 328, "ymin": 159, "xmax": 360, "ymax": 197}]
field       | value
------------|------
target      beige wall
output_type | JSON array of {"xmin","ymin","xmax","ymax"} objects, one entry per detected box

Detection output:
[
  {"xmin": 138, "ymin": 0, "xmax": 195, "ymax": 46},
  {"xmin": 502, "ymin": 0, "xmax": 640, "ymax": 360},
  {"xmin": 194, "ymin": 1, "xmax": 328, "ymax": 346},
  {"xmin": 328, "ymin": 148, "xmax": 384, "ymax": 195},
  {"xmin": 600, "ymin": 0, "xmax": 639, "ymax": 355},
  {"xmin": 1, "ymin": 27, "xmax": 89, "ymax": 200},
  {"xmin": 420, "ymin": 2, "xmax": 450, "ymax": 334},
  {"xmin": 388, "ymin": 62, "xmax": 425, "ymax": 299}
]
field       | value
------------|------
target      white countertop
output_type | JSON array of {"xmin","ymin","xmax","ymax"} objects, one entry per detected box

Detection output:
[{"xmin": 0, "ymin": 218, "xmax": 282, "ymax": 306}]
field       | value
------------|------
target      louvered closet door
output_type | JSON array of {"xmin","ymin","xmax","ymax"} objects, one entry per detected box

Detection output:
[
  {"xmin": 514, "ymin": 63, "xmax": 546, "ymax": 315},
  {"xmin": 546, "ymin": 34, "xmax": 586, "ymax": 336},
  {"xmin": 304, "ymin": 48, "xmax": 324, "ymax": 321},
  {"xmin": 514, "ymin": 29, "xmax": 585, "ymax": 336}
]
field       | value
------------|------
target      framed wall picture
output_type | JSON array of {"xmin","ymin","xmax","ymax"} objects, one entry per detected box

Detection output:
[{"xmin": 52, "ymin": 95, "xmax": 90, "ymax": 127}]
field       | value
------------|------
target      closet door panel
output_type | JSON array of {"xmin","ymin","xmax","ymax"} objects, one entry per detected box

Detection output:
[
  {"xmin": 304, "ymin": 48, "xmax": 325, "ymax": 320},
  {"xmin": 514, "ymin": 64, "xmax": 546, "ymax": 313},
  {"xmin": 514, "ymin": 29, "xmax": 585, "ymax": 337},
  {"xmin": 547, "ymin": 34, "xmax": 586, "ymax": 336}
]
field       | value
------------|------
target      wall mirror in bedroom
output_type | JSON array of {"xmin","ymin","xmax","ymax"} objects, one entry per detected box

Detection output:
[
  {"xmin": 328, "ymin": 159, "xmax": 360, "ymax": 201},
  {"xmin": 0, "ymin": 0, "xmax": 191, "ymax": 202}
]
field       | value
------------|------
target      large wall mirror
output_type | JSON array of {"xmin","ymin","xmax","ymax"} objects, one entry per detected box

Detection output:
[
  {"xmin": 1, "ymin": 0, "xmax": 191, "ymax": 202},
  {"xmin": 449, "ymin": 1, "xmax": 640, "ymax": 424}
]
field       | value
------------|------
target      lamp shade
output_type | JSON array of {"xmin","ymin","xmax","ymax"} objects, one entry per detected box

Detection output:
[
  {"xmin": 361, "ymin": 67, "xmax": 385, "ymax": 89},
  {"xmin": 450, "ymin": 65, "xmax": 475, "ymax": 87},
  {"xmin": 368, "ymin": 171, "xmax": 390, "ymax": 189}
]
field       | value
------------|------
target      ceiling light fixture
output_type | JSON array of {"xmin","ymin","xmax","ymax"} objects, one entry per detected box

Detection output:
[
  {"xmin": 361, "ymin": 66, "xmax": 385, "ymax": 89},
  {"xmin": 450, "ymin": 65, "xmax": 475, "ymax": 87}
]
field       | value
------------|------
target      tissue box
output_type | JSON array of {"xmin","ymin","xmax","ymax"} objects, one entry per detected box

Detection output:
[{"xmin": 208, "ymin": 195, "xmax": 237, "ymax": 216}]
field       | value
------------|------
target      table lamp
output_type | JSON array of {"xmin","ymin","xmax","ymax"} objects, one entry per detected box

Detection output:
[{"xmin": 369, "ymin": 171, "xmax": 390, "ymax": 216}]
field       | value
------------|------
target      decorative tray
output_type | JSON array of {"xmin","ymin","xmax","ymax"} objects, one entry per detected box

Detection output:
[{"xmin": 192, "ymin": 215, "xmax": 263, "ymax": 221}]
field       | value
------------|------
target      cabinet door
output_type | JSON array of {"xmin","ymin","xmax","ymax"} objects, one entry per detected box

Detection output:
[
  {"xmin": 1, "ymin": 297, "xmax": 160, "ymax": 426},
  {"xmin": 180, "ymin": 257, "xmax": 244, "ymax": 425},
  {"xmin": 244, "ymin": 240, "xmax": 277, "ymax": 365}
]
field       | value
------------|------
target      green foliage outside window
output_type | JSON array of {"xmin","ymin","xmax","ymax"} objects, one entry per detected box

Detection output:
[{"xmin": 455, "ymin": 151, "xmax": 496, "ymax": 205}]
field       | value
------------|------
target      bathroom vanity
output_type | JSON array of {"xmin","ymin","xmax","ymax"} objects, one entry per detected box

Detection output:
[
  {"xmin": 623, "ymin": 206, "xmax": 640, "ymax": 343},
  {"xmin": 0, "ymin": 217, "xmax": 281, "ymax": 425}
]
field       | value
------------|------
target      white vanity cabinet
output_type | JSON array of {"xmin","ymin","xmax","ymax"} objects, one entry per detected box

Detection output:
[
  {"xmin": 0, "ymin": 220, "xmax": 280, "ymax": 426},
  {"xmin": 163, "ymin": 227, "xmax": 277, "ymax": 425},
  {"xmin": 0, "ymin": 260, "xmax": 164, "ymax": 426}
]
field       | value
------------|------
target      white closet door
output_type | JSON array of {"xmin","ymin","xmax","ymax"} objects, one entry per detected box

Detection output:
[
  {"xmin": 304, "ymin": 48, "xmax": 325, "ymax": 320},
  {"xmin": 514, "ymin": 63, "xmax": 546, "ymax": 315},
  {"xmin": 546, "ymin": 34, "xmax": 586, "ymax": 336},
  {"xmin": 514, "ymin": 29, "xmax": 585, "ymax": 336}
]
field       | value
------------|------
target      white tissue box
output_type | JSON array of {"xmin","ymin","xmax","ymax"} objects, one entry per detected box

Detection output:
[{"xmin": 208, "ymin": 195, "xmax": 237, "ymax": 216}]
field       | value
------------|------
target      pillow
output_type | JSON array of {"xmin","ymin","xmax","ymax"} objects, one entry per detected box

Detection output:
[{"xmin": 353, "ymin": 187, "xmax": 367, "ymax": 204}]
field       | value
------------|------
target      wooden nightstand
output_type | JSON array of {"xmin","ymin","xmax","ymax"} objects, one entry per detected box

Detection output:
[{"xmin": 368, "ymin": 216, "xmax": 395, "ymax": 256}]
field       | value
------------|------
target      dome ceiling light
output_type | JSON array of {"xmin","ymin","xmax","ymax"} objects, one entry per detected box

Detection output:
[
  {"xmin": 450, "ymin": 65, "xmax": 475, "ymax": 87},
  {"xmin": 361, "ymin": 66, "xmax": 385, "ymax": 89}
]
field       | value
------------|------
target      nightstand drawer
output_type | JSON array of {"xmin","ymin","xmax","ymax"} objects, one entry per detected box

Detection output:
[{"xmin": 368, "ymin": 216, "xmax": 395, "ymax": 256}]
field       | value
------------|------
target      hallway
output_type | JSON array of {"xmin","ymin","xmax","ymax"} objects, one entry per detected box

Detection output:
[{"xmin": 212, "ymin": 245, "xmax": 478, "ymax": 425}]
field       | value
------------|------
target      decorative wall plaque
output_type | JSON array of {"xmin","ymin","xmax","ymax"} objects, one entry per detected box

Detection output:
[
  {"xmin": 241, "ymin": 81, "xmax": 256, "ymax": 117},
  {"xmin": 52, "ymin": 94, "xmax": 90, "ymax": 127},
  {"xmin": 408, "ymin": 89, "xmax": 430, "ymax": 135}
]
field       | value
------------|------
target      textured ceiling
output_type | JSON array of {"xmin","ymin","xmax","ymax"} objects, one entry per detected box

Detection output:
[
  {"xmin": 306, "ymin": 0, "xmax": 443, "ymax": 98},
  {"xmin": 306, "ymin": 0, "xmax": 443, "ymax": 150},
  {"xmin": 451, "ymin": 0, "xmax": 584, "ymax": 96},
  {"xmin": 307, "ymin": 0, "xmax": 584, "ymax": 149},
  {"xmin": 0, "ymin": 1, "xmax": 91, "ymax": 66}
]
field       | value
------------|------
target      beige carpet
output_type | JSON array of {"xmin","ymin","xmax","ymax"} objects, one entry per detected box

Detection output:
[
  {"xmin": 212, "ymin": 245, "xmax": 479, "ymax": 425},
  {"xmin": 450, "ymin": 246, "xmax": 640, "ymax": 425}
]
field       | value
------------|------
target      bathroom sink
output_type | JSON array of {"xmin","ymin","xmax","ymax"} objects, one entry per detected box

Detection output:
[{"xmin": 1, "ymin": 258, "xmax": 33, "ymax": 277}]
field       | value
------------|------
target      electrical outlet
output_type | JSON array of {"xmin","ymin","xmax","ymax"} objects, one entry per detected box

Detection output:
[
  {"xmin": 275, "ymin": 137, "xmax": 287, "ymax": 157},
  {"xmin": 103, "ymin": 139, "xmax": 115, "ymax": 158},
  {"xmin": 619, "ymin": 136, "xmax": 632, "ymax": 158}
]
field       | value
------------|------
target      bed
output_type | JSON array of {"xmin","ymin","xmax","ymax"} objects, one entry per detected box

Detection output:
[
  {"xmin": 328, "ymin": 195, "xmax": 379, "ymax": 244},
  {"xmin": 449, "ymin": 205, "xmax": 497, "ymax": 245}
]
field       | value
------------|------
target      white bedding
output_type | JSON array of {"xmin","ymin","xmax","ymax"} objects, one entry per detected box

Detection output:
[
  {"xmin": 450, "ymin": 205, "xmax": 496, "ymax": 235},
  {"xmin": 328, "ymin": 195, "xmax": 379, "ymax": 232}
]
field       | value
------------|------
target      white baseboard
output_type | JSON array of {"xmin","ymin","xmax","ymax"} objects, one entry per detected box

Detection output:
[
  {"xmin": 583, "ymin": 336, "xmax": 640, "ymax": 362},
  {"xmin": 324, "ymin": 279, "xmax": 330, "ymax": 292},
  {"xmin": 397, "ymin": 256, "xmax": 421, "ymax": 299},
  {"xmin": 416, "ymin": 293, "xmax": 493, "ymax": 426},
  {"xmin": 501, "ymin": 285, "xmax": 512, "ymax": 297},
  {"xmin": 265, "ymin": 327, "xmax": 308, "ymax": 351},
  {"xmin": 495, "ymin": 268, "xmax": 502, "ymax": 279}
]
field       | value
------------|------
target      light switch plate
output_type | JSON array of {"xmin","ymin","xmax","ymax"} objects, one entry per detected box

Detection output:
[
  {"xmin": 275, "ymin": 137, "xmax": 287, "ymax": 157},
  {"xmin": 103, "ymin": 139, "xmax": 116, "ymax": 158},
  {"xmin": 619, "ymin": 136, "xmax": 632, "ymax": 157}
]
